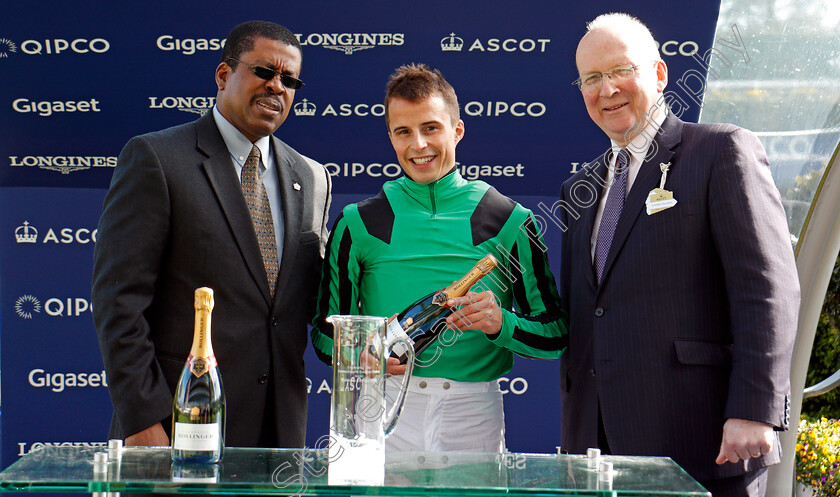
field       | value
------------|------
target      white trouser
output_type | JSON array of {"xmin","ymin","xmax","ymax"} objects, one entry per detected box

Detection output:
[{"xmin": 384, "ymin": 375, "xmax": 505, "ymax": 453}]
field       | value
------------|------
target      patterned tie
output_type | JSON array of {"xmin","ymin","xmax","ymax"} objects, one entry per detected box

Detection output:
[
  {"xmin": 594, "ymin": 148, "xmax": 630, "ymax": 284},
  {"xmin": 241, "ymin": 145, "xmax": 279, "ymax": 296}
]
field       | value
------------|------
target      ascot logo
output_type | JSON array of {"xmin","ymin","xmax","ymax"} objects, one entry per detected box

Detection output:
[
  {"xmin": 15, "ymin": 295, "xmax": 41, "ymax": 319},
  {"xmin": 295, "ymin": 32, "xmax": 404, "ymax": 55},
  {"xmin": 149, "ymin": 96, "xmax": 216, "ymax": 116},
  {"xmin": 10, "ymin": 155, "xmax": 117, "ymax": 174},
  {"xmin": 16, "ymin": 221, "xmax": 38, "ymax": 243},
  {"xmin": 293, "ymin": 99, "xmax": 317, "ymax": 117},
  {"xmin": 14, "ymin": 221, "xmax": 98, "ymax": 245},
  {"xmin": 441, "ymin": 33, "xmax": 464, "ymax": 52},
  {"xmin": 0, "ymin": 38, "xmax": 17, "ymax": 58},
  {"xmin": 440, "ymin": 33, "xmax": 550, "ymax": 53}
]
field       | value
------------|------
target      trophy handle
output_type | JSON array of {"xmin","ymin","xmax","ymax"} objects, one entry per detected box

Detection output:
[{"xmin": 382, "ymin": 335, "xmax": 415, "ymax": 437}]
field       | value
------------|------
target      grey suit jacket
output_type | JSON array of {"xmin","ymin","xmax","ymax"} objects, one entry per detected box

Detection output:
[
  {"xmin": 92, "ymin": 112, "xmax": 331, "ymax": 448},
  {"xmin": 557, "ymin": 115, "xmax": 799, "ymax": 480}
]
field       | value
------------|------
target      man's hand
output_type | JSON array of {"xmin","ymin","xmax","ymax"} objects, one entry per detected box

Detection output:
[
  {"xmin": 445, "ymin": 291, "xmax": 503, "ymax": 336},
  {"xmin": 385, "ymin": 357, "xmax": 408, "ymax": 376},
  {"xmin": 715, "ymin": 418, "xmax": 775, "ymax": 465},
  {"xmin": 125, "ymin": 422, "xmax": 169, "ymax": 447}
]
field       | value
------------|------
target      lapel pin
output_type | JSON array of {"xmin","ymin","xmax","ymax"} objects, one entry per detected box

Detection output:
[{"xmin": 293, "ymin": 182, "xmax": 301, "ymax": 191}]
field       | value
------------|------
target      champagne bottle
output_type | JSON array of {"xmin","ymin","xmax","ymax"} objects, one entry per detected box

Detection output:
[
  {"xmin": 388, "ymin": 254, "xmax": 498, "ymax": 363},
  {"xmin": 171, "ymin": 287, "xmax": 225, "ymax": 464}
]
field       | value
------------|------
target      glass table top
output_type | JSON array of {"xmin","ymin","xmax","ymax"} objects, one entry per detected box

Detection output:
[{"xmin": 0, "ymin": 446, "xmax": 711, "ymax": 496}]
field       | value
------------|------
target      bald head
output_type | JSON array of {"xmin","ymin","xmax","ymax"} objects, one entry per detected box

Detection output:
[
  {"xmin": 574, "ymin": 13, "xmax": 668, "ymax": 146},
  {"xmin": 577, "ymin": 12, "xmax": 660, "ymax": 68}
]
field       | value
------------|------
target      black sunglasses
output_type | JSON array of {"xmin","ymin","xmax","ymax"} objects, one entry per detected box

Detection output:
[{"xmin": 226, "ymin": 57, "xmax": 304, "ymax": 90}]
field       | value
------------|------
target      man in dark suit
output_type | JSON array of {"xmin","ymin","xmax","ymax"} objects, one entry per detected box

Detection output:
[
  {"xmin": 557, "ymin": 13, "xmax": 799, "ymax": 497},
  {"xmin": 92, "ymin": 20, "xmax": 331, "ymax": 449}
]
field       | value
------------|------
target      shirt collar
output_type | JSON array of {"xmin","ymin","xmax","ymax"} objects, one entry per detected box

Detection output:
[{"xmin": 212, "ymin": 106, "xmax": 272, "ymax": 169}]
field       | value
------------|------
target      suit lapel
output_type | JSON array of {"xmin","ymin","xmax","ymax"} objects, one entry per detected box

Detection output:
[
  {"xmin": 598, "ymin": 115, "xmax": 683, "ymax": 287},
  {"xmin": 270, "ymin": 137, "xmax": 303, "ymax": 306},
  {"xmin": 196, "ymin": 114, "xmax": 272, "ymax": 304}
]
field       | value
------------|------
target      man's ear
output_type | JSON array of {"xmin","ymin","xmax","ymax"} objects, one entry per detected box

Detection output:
[
  {"xmin": 215, "ymin": 61, "xmax": 230, "ymax": 91},
  {"xmin": 454, "ymin": 120, "xmax": 465, "ymax": 144}
]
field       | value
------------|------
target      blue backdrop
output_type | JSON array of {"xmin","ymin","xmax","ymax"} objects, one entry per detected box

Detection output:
[{"xmin": 0, "ymin": 0, "xmax": 724, "ymax": 468}]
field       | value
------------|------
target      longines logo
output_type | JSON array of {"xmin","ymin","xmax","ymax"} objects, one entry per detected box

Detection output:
[
  {"xmin": 295, "ymin": 32, "xmax": 404, "ymax": 55},
  {"xmin": 149, "ymin": 96, "xmax": 216, "ymax": 116},
  {"xmin": 14, "ymin": 295, "xmax": 93, "ymax": 318},
  {"xmin": 14, "ymin": 221, "xmax": 98, "ymax": 245},
  {"xmin": 0, "ymin": 38, "xmax": 17, "ymax": 58},
  {"xmin": 441, "ymin": 33, "xmax": 550, "ymax": 53},
  {"xmin": 15, "ymin": 295, "xmax": 41, "ymax": 319},
  {"xmin": 10, "ymin": 155, "xmax": 116, "ymax": 173},
  {"xmin": 18, "ymin": 441, "xmax": 107, "ymax": 457}
]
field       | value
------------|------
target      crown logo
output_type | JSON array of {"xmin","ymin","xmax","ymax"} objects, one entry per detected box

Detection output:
[
  {"xmin": 294, "ymin": 99, "xmax": 317, "ymax": 117},
  {"xmin": 441, "ymin": 33, "xmax": 463, "ymax": 52},
  {"xmin": 15, "ymin": 221, "xmax": 38, "ymax": 243}
]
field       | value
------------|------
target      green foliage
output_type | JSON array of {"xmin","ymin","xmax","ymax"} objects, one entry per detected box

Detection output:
[{"xmin": 801, "ymin": 256, "xmax": 840, "ymax": 419}]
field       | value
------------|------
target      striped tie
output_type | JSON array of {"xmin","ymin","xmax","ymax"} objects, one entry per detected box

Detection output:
[
  {"xmin": 241, "ymin": 145, "xmax": 279, "ymax": 296},
  {"xmin": 594, "ymin": 148, "xmax": 630, "ymax": 285}
]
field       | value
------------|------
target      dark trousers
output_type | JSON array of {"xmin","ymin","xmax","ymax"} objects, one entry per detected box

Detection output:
[{"xmin": 700, "ymin": 468, "xmax": 768, "ymax": 497}]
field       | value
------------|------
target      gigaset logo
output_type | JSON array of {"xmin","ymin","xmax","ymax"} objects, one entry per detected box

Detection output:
[
  {"xmin": 28, "ymin": 369, "xmax": 108, "ymax": 392},
  {"xmin": 156, "ymin": 35, "xmax": 225, "ymax": 55}
]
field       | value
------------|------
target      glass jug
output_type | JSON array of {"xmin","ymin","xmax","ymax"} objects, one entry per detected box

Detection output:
[{"xmin": 326, "ymin": 315, "xmax": 415, "ymax": 485}]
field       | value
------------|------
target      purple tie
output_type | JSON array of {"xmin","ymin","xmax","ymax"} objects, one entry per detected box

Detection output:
[
  {"xmin": 241, "ymin": 145, "xmax": 279, "ymax": 296},
  {"xmin": 594, "ymin": 148, "xmax": 630, "ymax": 284}
]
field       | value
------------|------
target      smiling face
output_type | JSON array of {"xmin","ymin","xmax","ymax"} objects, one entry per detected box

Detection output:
[
  {"xmin": 215, "ymin": 36, "xmax": 302, "ymax": 142},
  {"xmin": 575, "ymin": 27, "xmax": 667, "ymax": 146},
  {"xmin": 387, "ymin": 95, "xmax": 465, "ymax": 185}
]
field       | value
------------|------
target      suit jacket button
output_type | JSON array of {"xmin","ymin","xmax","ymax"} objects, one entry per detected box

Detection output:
[
  {"xmin": 594, "ymin": 307, "xmax": 604, "ymax": 317},
  {"xmin": 590, "ymin": 369, "xmax": 597, "ymax": 377},
  {"xmin": 272, "ymin": 316, "xmax": 280, "ymax": 327},
  {"xmin": 258, "ymin": 373, "xmax": 269, "ymax": 384}
]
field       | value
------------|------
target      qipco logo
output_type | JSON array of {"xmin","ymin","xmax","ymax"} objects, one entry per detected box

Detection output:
[
  {"xmin": 464, "ymin": 101, "xmax": 546, "ymax": 118},
  {"xmin": 20, "ymin": 38, "xmax": 110, "ymax": 55}
]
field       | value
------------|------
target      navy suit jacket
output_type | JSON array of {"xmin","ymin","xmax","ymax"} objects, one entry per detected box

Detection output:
[
  {"xmin": 557, "ymin": 114, "xmax": 799, "ymax": 480},
  {"xmin": 92, "ymin": 112, "xmax": 331, "ymax": 448}
]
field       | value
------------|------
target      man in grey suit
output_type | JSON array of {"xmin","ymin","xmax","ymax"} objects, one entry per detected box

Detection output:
[
  {"xmin": 557, "ymin": 13, "xmax": 799, "ymax": 497},
  {"xmin": 92, "ymin": 20, "xmax": 331, "ymax": 449}
]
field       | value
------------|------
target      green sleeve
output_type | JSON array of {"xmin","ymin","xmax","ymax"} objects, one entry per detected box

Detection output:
[
  {"xmin": 491, "ymin": 214, "xmax": 568, "ymax": 359},
  {"xmin": 310, "ymin": 211, "xmax": 362, "ymax": 364}
]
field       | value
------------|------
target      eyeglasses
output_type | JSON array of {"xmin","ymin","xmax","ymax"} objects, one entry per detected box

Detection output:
[
  {"xmin": 572, "ymin": 64, "xmax": 640, "ymax": 91},
  {"xmin": 227, "ymin": 57, "xmax": 304, "ymax": 90}
]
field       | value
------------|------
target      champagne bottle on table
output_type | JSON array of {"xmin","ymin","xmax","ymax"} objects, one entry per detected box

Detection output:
[
  {"xmin": 388, "ymin": 254, "xmax": 498, "ymax": 363},
  {"xmin": 171, "ymin": 287, "xmax": 225, "ymax": 464}
]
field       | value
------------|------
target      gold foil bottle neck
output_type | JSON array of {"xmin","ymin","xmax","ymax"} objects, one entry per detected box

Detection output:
[
  {"xmin": 190, "ymin": 287, "xmax": 215, "ymax": 377},
  {"xmin": 194, "ymin": 287, "xmax": 214, "ymax": 312},
  {"xmin": 436, "ymin": 254, "xmax": 499, "ymax": 304}
]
